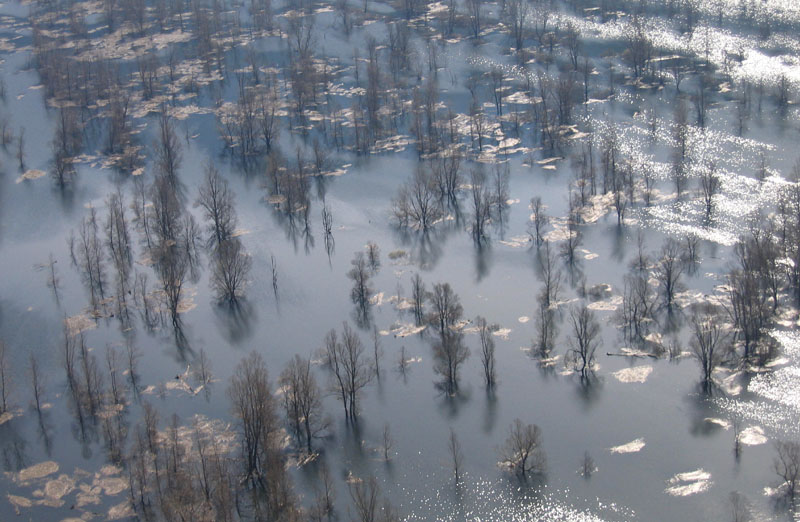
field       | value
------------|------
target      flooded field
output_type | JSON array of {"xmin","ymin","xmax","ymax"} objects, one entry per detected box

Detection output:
[{"xmin": 0, "ymin": 0, "xmax": 799, "ymax": 519}]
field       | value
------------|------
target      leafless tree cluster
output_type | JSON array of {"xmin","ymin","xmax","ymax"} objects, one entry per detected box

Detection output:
[
  {"xmin": 322, "ymin": 323, "xmax": 373, "ymax": 420},
  {"xmin": 774, "ymin": 440, "xmax": 800, "ymax": 500},
  {"xmin": 427, "ymin": 282, "xmax": 469, "ymax": 394},
  {"xmin": 565, "ymin": 304, "xmax": 600, "ymax": 380},
  {"xmin": 689, "ymin": 306, "xmax": 729, "ymax": 391},
  {"xmin": 279, "ymin": 355, "xmax": 329, "ymax": 453},
  {"xmin": 228, "ymin": 351, "xmax": 299, "ymax": 518},
  {"xmin": 500, "ymin": 418, "xmax": 546, "ymax": 478}
]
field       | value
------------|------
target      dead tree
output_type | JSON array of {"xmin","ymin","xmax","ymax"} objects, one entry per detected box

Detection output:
[
  {"xmin": 476, "ymin": 316, "xmax": 496, "ymax": 388},
  {"xmin": 432, "ymin": 333, "xmax": 470, "ymax": 394},
  {"xmin": 392, "ymin": 167, "xmax": 443, "ymax": 230},
  {"xmin": 428, "ymin": 282, "xmax": 463, "ymax": 342},
  {"xmin": 528, "ymin": 197, "xmax": 548, "ymax": 246},
  {"xmin": 195, "ymin": 163, "xmax": 237, "ymax": 249},
  {"xmin": 690, "ymin": 309, "xmax": 728, "ymax": 391},
  {"xmin": 279, "ymin": 355, "xmax": 328, "ymax": 453},
  {"xmin": 700, "ymin": 162, "xmax": 720, "ymax": 218},
  {"xmin": 228, "ymin": 351, "xmax": 295, "ymax": 515},
  {"xmin": 470, "ymin": 167, "xmax": 492, "ymax": 241},
  {"xmin": 505, "ymin": 0, "xmax": 529, "ymax": 51},
  {"xmin": 348, "ymin": 251, "xmax": 373, "ymax": 316},
  {"xmin": 565, "ymin": 304, "xmax": 600, "ymax": 380},
  {"xmin": 0, "ymin": 341, "xmax": 10, "ymax": 414},
  {"xmin": 411, "ymin": 273, "xmax": 426, "ymax": 325},
  {"xmin": 154, "ymin": 110, "xmax": 182, "ymax": 185},
  {"xmin": 210, "ymin": 238, "xmax": 252, "ymax": 304},
  {"xmin": 500, "ymin": 419, "xmax": 546, "ymax": 477},
  {"xmin": 655, "ymin": 239, "xmax": 684, "ymax": 309},
  {"xmin": 774, "ymin": 441, "xmax": 800, "ymax": 499},
  {"xmin": 158, "ymin": 245, "xmax": 188, "ymax": 327},
  {"xmin": 448, "ymin": 427, "xmax": 464, "ymax": 484}
]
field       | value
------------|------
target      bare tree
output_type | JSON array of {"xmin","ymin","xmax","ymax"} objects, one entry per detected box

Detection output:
[
  {"xmin": 539, "ymin": 242, "xmax": 562, "ymax": 308},
  {"xmin": 148, "ymin": 174, "xmax": 183, "ymax": 251},
  {"xmin": 279, "ymin": 355, "xmax": 328, "ymax": 453},
  {"xmin": 690, "ymin": 308, "xmax": 728, "ymax": 391},
  {"xmin": 581, "ymin": 451, "xmax": 595, "ymax": 478},
  {"xmin": 774, "ymin": 440, "xmax": 800, "ymax": 499},
  {"xmin": 77, "ymin": 207, "xmax": 107, "ymax": 310},
  {"xmin": 323, "ymin": 330, "xmax": 349, "ymax": 419},
  {"xmin": 341, "ymin": 322, "xmax": 373, "ymax": 419},
  {"xmin": 563, "ymin": 22, "xmax": 581, "ymax": 70},
  {"xmin": 411, "ymin": 273, "xmax": 426, "ymax": 326},
  {"xmin": 382, "ymin": 423, "xmax": 394, "ymax": 460},
  {"xmin": 349, "ymin": 475, "xmax": 396, "ymax": 522},
  {"xmin": 533, "ymin": 298, "xmax": 557, "ymax": 360},
  {"xmin": 700, "ymin": 162, "xmax": 721, "ymax": 218},
  {"xmin": 16, "ymin": 127, "xmax": 25, "ymax": 170},
  {"xmin": 154, "ymin": 110, "xmax": 182, "ymax": 184},
  {"xmin": 528, "ymin": 197, "xmax": 548, "ymax": 246},
  {"xmin": 196, "ymin": 163, "xmax": 237, "ymax": 249},
  {"xmin": 228, "ymin": 351, "xmax": 295, "ymax": 515},
  {"xmin": 427, "ymin": 282, "xmax": 463, "ymax": 342},
  {"xmin": 392, "ymin": 167, "xmax": 443, "ymax": 230},
  {"xmin": 619, "ymin": 272, "xmax": 654, "ymax": 345},
  {"xmin": 312, "ymin": 462, "xmax": 336, "ymax": 520},
  {"xmin": 565, "ymin": 304, "xmax": 601, "ymax": 380},
  {"xmin": 505, "ymin": 0, "xmax": 529, "ymax": 51},
  {"xmin": 728, "ymin": 491, "xmax": 751, "ymax": 522},
  {"xmin": 448, "ymin": 427, "xmax": 464, "ymax": 484},
  {"xmin": 476, "ymin": 316, "xmax": 496, "ymax": 388},
  {"xmin": 732, "ymin": 417, "xmax": 743, "ymax": 458},
  {"xmin": 470, "ymin": 167, "xmax": 492, "ymax": 241},
  {"xmin": 366, "ymin": 241, "xmax": 381, "ymax": 272},
  {"xmin": 500, "ymin": 419, "xmax": 546, "ymax": 477},
  {"xmin": 211, "ymin": 238, "xmax": 252, "ymax": 304},
  {"xmin": 466, "ymin": 0, "xmax": 482, "ymax": 39},
  {"xmin": 348, "ymin": 251, "xmax": 373, "ymax": 315},
  {"xmin": 655, "ymin": 239, "xmax": 684, "ymax": 309},
  {"xmin": 0, "ymin": 341, "xmax": 10, "ymax": 414},
  {"xmin": 324, "ymin": 324, "xmax": 372, "ymax": 421},
  {"xmin": 372, "ymin": 326, "xmax": 382, "ymax": 379},
  {"xmin": 432, "ymin": 333, "xmax": 470, "ymax": 394},
  {"xmin": 158, "ymin": 245, "xmax": 188, "ymax": 327}
]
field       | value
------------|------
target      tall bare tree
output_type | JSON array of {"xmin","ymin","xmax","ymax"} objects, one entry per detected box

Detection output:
[
  {"xmin": 500, "ymin": 419, "xmax": 546, "ymax": 477},
  {"xmin": 279, "ymin": 355, "xmax": 328, "ymax": 453},
  {"xmin": 690, "ymin": 308, "xmax": 728, "ymax": 390},
  {"xmin": 196, "ymin": 163, "xmax": 237, "ymax": 249},
  {"xmin": 210, "ymin": 238, "xmax": 252, "ymax": 304},
  {"xmin": 566, "ymin": 304, "xmax": 600, "ymax": 380},
  {"xmin": 476, "ymin": 316, "xmax": 496, "ymax": 388}
]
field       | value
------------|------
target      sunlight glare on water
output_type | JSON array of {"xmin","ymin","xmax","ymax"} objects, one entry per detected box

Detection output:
[{"xmin": 398, "ymin": 474, "xmax": 635, "ymax": 522}]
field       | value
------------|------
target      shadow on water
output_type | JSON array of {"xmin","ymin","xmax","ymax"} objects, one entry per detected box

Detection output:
[
  {"xmin": 394, "ymin": 226, "xmax": 454, "ymax": 271},
  {"xmin": 687, "ymin": 382, "xmax": 730, "ymax": 438},
  {"xmin": 482, "ymin": 387, "xmax": 499, "ymax": 434},
  {"xmin": 0, "ymin": 428, "xmax": 28, "ymax": 473},
  {"xmin": 172, "ymin": 321, "xmax": 194, "ymax": 362},
  {"xmin": 572, "ymin": 374, "xmax": 603, "ymax": 411},
  {"xmin": 473, "ymin": 239, "xmax": 492, "ymax": 282},
  {"xmin": 436, "ymin": 384, "xmax": 472, "ymax": 420},
  {"xmin": 213, "ymin": 298, "xmax": 256, "ymax": 346}
]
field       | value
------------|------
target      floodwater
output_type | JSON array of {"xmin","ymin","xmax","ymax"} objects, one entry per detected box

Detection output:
[{"xmin": 0, "ymin": 0, "xmax": 799, "ymax": 520}]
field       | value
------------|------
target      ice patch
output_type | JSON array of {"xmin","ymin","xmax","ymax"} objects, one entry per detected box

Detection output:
[
  {"xmin": 15, "ymin": 169, "xmax": 46, "ymax": 183},
  {"xmin": 609, "ymin": 438, "xmax": 645, "ymax": 454},
  {"xmin": 16, "ymin": 461, "xmax": 58, "ymax": 483},
  {"xmin": 739, "ymin": 426, "xmax": 767, "ymax": 446},
  {"xmin": 665, "ymin": 469, "xmax": 712, "ymax": 496},
  {"xmin": 612, "ymin": 365, "xmax": 653, "ymax": 384}
]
